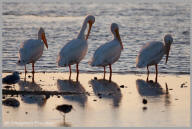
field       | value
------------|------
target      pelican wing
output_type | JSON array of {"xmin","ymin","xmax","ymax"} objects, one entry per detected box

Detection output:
[
  {"xmin": 136, "ymin": 41, "xmax": 165, "ymax": 68},
  {"xmin": 57, "ymin": 39, "xmax": 88, "ymax": 66},
  {"xmin": 18, "ymin": 39, "xmax": 44, "ymax": 65},
  {"xmin": 91, "ymin": 40, "xmax": 122, "ymax": 66}
]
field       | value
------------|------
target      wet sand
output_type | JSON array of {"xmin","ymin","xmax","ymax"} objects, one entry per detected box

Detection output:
[{"xmin": 2, "ymin": 72, "xmax": 190, "ymax": 127}]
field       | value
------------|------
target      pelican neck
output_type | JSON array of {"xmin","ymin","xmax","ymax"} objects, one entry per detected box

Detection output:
[{"xmin": 77, "ymin": 20, "xmax": 87, "ymax": 40}]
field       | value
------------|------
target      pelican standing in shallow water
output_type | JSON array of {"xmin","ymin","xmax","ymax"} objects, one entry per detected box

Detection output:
[
  {"xmin": 17, "ymin": 27, "xmax": 48, "ymax": 80},
  {"xmin": 136, "ymin": 34, "xmax": 173, "ymax": 82},
  {"xmin": 57, "ymin": 15, "xmax": 95, "ymax": 81},
  {"xmin": 90, "ymin": 23, "xmax": 123, "ymax": 81}
]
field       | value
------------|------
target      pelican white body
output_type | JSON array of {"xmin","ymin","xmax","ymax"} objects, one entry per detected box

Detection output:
[
  {"xmin": 57, "ymin": 39, "xmax": 88, "ymax": 67},
  {"xmin": 18, "ymin": 39, "xmax": 44, "ymax": 65},
  {"xmin": 136, "ymin": 41, "xmax": 165, "ymax": 68},
  {"xmin": 91, "ymin": 39, "xmax": 122, "ymax": 67}
]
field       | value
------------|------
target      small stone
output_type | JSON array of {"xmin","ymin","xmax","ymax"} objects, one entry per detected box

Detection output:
[
  {"xmin": 25, "ymin": 112, "xmax": 28, "ymax": 114},
  {"xmin": 142, "ymin": 106, "xmax": 147, "ymax": 110},
  {"xmin": 46, "ymin": 95, "xmax": 50, "ymax": 99},
  {"xmin": 108, "ymin": 93, "xmax": 112, "ymax": 96},
  {"xmin": 93, "ymin": 99, "xmax": 97, "ymax": 101},
  {"xmin": 143, "ymin": 99, "xmax": 147, "ymax": 104},
  {"xmin": 97, "ymin": 93, "xmax": 102, "ymax": 96},
  {"xmin": 94, "ymin": 77, "xmax": 97, "ymax": 80},
  {"xmin": 120, "ymin": 85, "xmax": 124, "ymax": 88},
  {"xmin": 57, "ymin": 95, "xmax": 60, "ymax": 98},
  {"xmin": 99, "ymin": 96, "xmax": 102, "ymax": 99},
  {"xmin": 28, "ymin": 75, "xmax": 32, "ymax": 78},
  {"xmin": 149, "ymin": 80, "xmax": 153, "ymax": 83},
  {"xmin": 169, "ymin": 89, "xmax": 173, "ymax": 90}
]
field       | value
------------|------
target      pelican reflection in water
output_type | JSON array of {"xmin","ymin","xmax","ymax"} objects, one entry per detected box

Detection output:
[
  {"xmin": 18, "ymin": 80, "xmax": 48, "ymax": 107},
  {"xmin": 89, "ymin": 79, "xmax": 122, "ymax": 107},
  {"xmin": 136, "ymin": 79, "xmax": 170, "ymax": 106},
  {"xmin": 57, "ymin": 79, "xmax": 87, "ymax": 107}
]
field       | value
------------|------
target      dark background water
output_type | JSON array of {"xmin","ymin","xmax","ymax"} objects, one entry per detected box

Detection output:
[{"xmin": 2, "ymin": 0, "xmax": 190, "ymax": 74}]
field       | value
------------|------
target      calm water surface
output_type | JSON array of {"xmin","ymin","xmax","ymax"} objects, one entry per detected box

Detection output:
[{"xmin": 2, "ymin": 0, "xmax": 190, "ymax": 74}]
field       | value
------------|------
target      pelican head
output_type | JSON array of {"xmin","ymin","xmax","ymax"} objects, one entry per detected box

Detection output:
[
  {"xmin": 38, "ymin": 27, "xmax": 48, "ymax": 49},
  {"xmin": 164, "ymin": 34, "xmax": 173, "ymax": 64},
  {"xmin": 111, "ymin": 23, "xmax": 123, "ymax": 50},
  {"xmin": 85, "ymin": 15, "xmax": 95, "ymax": 40}
]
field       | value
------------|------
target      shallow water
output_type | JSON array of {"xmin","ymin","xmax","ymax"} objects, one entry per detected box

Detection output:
[
  {"xmin": 2, "ymin": 73, "xmax": 190, "ymax": 127},
  {"xmin": 2, "ymin": 0, "xmax": 190, "ymax": 74}
]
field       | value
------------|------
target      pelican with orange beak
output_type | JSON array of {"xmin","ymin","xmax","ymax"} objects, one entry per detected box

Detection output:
[
  {"xmin": 90, "ymin": 23, "xmax": 123, "ymax": 81},
  {"xmin": 136, "ymin": 34, "xmax": 173, "ymax": 82},
  {"xmin": 57, "ymin": 15, "xmax": 95, "ymax": 80},
  {"xmin": 17, "ymin": 27, "xmax": 48, "ymax": 75}
]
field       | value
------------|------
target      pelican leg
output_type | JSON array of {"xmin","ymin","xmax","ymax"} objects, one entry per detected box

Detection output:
[
  {"xmin": 32, "ymin": 63, "xmax": 35, "ymax": 74},
  {"xmin": 32, "ymin": 63, "xmax": 35, "ymax": 83},
  {"xmin": 24, "ymin": 65, "xmax": 27, "ymax": 82},
  {"xmin": 76, "ymin": 63, "xmax": 79, "ymax": 82},
  {"xmin": 155, "ymin": 64, "xmax": 158, "ymax": 83},
  {"xmin": 146, "ymin": 65, "xmax": 149, "ymax": 82},
  {"xmin": 103, "ymin": 66, "xmax": 106, "ymax": 79},
  {"xmin": 109, "ymin": 64, "xmax": 112, "ymax": 82},
  {"xmin": 69, "ymin": 65, "xmax": 71, "ymax": 80},
  {"xmin": 25, "ymin": 65, "xmax": 27, "ymax": 73}
]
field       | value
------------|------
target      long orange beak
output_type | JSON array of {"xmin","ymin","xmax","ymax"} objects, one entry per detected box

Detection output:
[
  {"xmin": 85, "ymin": 21, "xmax": 93, "ymax": 40},
  {"xmin": 115, "ymin": 29, "xmax": 123, "ymax": 50},
  {"xmin": 165, "ymin": 45, "xmax": 170, "ymax": 64},
  {"xmin": 42, "ymin": 32, "xmax": 48, "ymax": 49}
]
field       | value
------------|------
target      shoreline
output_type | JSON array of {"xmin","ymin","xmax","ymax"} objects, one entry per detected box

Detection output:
[
  {"xmin": 2, "ymin": 72, "xmax": 190, "ymax": 127},
  {"xmin": 2, "ymin": 70, "xmax": 190, "ymax": 75}
]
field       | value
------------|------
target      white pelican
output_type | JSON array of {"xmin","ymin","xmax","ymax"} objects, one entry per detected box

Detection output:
[
  {"xmin": 57, "ymin": 15, "xmax": 95, "ymax": 80},
  {"xmin": 90, "ymin": 23, "xmax": 123, "ymax": 81},
  {"xmin": 17, "ymin": 27, "xmax": 48, "ymax": 78},
  {"xmin": 136, "ymin": 34, "xmax": 173, "ymax": 82}
]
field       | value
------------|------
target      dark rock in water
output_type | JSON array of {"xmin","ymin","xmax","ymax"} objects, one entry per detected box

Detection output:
[
  {"xmin": 94, "ymin": 77, "xmax": 97, "ymax": 80},
  {"xmin": 3, "ymin": 98, "xmax": 20, "ymax": 107},
  {"xmin": 143, "ymin": 99, "xmax": 147, "ymax": 104},
  {"xmin": 3, "ymin": 72, "xmax": 20, "ymax": 85},
  {"xmin": 56, "ymin": 104, "xmax": 73, "ymax": 114},
  {"xmin": 182, "ymin": 31, "xmax": 189, "ymax": 35},
  {"xmin": 120, "ymin": 85, "xmax": 124, "ymax": 88},
  {"xmin": 4, "ymin": 85, "xmax": 12, "ymax": 89}
]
